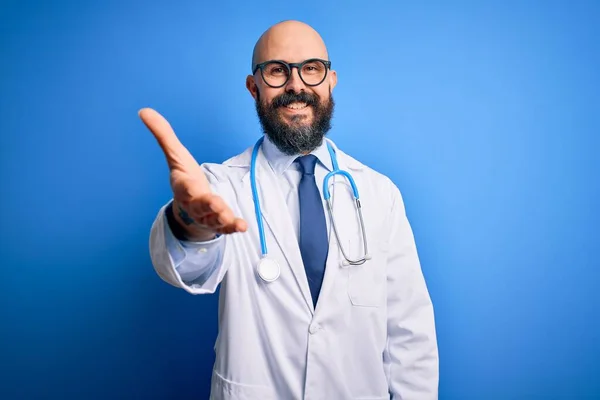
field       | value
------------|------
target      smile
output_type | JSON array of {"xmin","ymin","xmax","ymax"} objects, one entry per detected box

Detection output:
[{"xmin": 284, "ymin": 102, "xmax": 309, "ymax": 110}]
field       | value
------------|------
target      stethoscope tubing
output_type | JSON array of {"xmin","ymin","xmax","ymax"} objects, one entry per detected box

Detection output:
[{"xmin": 250, "ymin": 136, "xmax": 370, "ymax": 281}]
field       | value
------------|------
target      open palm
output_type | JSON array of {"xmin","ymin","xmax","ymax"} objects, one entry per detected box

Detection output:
[{"xmin": 139, "ymin": 108, "xmax": 247, "ymax": 237}]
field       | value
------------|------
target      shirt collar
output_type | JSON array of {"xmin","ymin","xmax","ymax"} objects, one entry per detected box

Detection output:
[{"xmin": 261, "ymin": 134, "xmax": 334, "ymax": 175}]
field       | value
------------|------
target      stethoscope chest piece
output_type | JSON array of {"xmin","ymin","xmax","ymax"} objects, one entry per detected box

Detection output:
[{"xmin": 257, "ymin": 257, "xmax": 280, "ymax": 282}]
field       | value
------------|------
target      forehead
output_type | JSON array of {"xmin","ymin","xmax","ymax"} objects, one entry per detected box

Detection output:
[{"xmin": 260, "ymin": 33, "xmax": 328, "ymax": 64}]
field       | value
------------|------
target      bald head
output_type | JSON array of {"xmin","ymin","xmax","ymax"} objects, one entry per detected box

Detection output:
[
  {"xmin": 246, "ymin": 20, "xmax": 337, "ymax": 156},
  {"xmin": 251, "ymin": 20, "xmax": 329, "ymax": 71}
]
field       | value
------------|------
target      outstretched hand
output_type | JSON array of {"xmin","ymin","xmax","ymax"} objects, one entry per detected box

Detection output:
[{"xmin": 139, "ymin": 108, "xmax": 247, "ymax": 238}]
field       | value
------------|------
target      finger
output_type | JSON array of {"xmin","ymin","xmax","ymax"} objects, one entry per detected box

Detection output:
[
  {"xmin": 138, "ymin": 108, "xmax": 197, "ymax": 168},
  {"xmin": 191, "ymin": 194, "xmax": 230, "ymax": 217},
  {"xmin": 197, "ymin": 213, "xmax": 222, "ymax": 228},
  {"xmin": 234, "ymin": 218, "xmax": 248, "ymax": 232},
  {"xmin": 216, "ymin": 207, "xmax": 236, "ymax": 226},
  {"xmin": 199, "ymin": 208, "xmax": 235, "ymax": 228},
  {"xmin": 188, "ymin": 194, "xmax": 222, "ymax": 216},
  {"xmin": 192, "ymin": 206, "xmax": 246, "ymax": 233},
  {"xmin": 185, "ymin": 187, "xmax": 248, "ymax": 233},
  {"xmin": 218, "ymin": 225, "xmax": 237, "ymax": 235},
  {"xmin": 218, "ymin": 218, "xmax": 247, "ymax": 235},
  {"xmin": 207, "ymin": 195, "xmax": 229, "ymax": 215},
  {"xmin": 212, "ymin": 200, "xmax": 247, "ymax": 231}
]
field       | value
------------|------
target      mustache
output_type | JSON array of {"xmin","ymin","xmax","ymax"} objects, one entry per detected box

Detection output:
[{"xmin": 270, "ymin": 91, "xmax": 318, "ymax": 108}]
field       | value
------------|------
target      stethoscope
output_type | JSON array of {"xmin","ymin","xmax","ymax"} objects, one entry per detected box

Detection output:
[{"xmin": 251, "ymin": 136, "xmax": 371, "ymax": 283}]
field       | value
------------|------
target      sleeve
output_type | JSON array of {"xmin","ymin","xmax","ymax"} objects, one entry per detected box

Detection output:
[
  {"xmin": 149, "ymin": 201, "xmax": 228, "ymax": 295},
  {"xmin": 383, "ymin": 183, "xmax": 439, "ymax": 399}
]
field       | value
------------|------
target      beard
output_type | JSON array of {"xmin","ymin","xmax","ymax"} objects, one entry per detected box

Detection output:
[{"xmin": 255, "ymin": 90, "xmax": 335, "ymax": 155}]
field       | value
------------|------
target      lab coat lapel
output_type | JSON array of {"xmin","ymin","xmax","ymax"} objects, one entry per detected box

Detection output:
[{"xmin": 253, "ymin": 149, "xmax": 315, "ymax": 314}]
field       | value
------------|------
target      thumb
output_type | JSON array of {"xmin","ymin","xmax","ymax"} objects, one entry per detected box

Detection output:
[{"xmin": 139, "ymin": 108, "xmax": 197, "ymax": 169}]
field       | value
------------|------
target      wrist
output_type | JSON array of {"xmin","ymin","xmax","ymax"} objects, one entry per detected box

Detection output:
[{"xmin": 165, "ymin": 201, "xmax": 217, "ymax": 242}]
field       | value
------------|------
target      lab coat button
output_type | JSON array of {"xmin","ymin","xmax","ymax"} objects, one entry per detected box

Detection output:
[
  {"xmin": 197, "ymin": 247, "xmax": 207, "ymax": 253},
  {"xmin": 309, "ymin": 323, "xmax": 321, "ymax": 334}
]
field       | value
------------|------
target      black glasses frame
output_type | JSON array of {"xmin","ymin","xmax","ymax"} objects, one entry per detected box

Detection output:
[{"xmin": 252, "ymin": 58, "xmax": 332, "ymax": 88}]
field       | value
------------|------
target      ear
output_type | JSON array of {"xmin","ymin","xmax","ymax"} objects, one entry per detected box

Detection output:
[
  {"xmin": 328, "ymin": 69, "xmax": 338, "ymax": 91},
  {"xmin": 246, "ymin": 75, "xmax": 259, "ymax": 100}
]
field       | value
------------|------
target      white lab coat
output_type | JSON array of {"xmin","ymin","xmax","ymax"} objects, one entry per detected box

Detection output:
[{"xmin": 149, "ymin": 139, "xmax": 438, "ymax": 400}]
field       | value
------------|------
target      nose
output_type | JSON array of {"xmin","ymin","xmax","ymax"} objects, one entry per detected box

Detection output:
[{"xmin": 284, "ymin": 67, "xmax": 305, "ymax": 93}]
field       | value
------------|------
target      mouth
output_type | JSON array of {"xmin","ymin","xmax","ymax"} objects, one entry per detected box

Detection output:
[{"xmin": 282, "ymin": 102, "xmax": 309, "ymax": 111}]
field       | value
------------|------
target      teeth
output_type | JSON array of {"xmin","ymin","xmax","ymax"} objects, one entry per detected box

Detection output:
[{"xmin": 285, "ymin": 102, "xmax": 307, "ymax": 110}]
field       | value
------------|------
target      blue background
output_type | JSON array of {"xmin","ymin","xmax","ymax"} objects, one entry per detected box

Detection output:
[{"xmin": 1, "ymin": 0, "xmax": 599, "ymax": 399}]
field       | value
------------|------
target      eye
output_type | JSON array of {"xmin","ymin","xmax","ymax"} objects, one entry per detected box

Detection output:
[
  {"xmin": 265, "ymin": 63, "xmax": 288, "ymax": 76},
  {"xmin": 302, "ymin": 62, "xmax": 324, "ymax": 75}
]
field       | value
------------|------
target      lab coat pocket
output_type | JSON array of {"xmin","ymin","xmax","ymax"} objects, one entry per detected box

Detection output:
[
  {"xmin": 347, "ymin": 239, "xmax": 388, "ymax": 307},
  {"xmin": 211, "ymin": 370, "xmax": 275, "ymax": 400}
]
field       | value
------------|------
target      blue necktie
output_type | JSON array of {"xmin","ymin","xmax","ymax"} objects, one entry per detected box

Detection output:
[{"xmin": 297, "ymin": 155, "xmax": 329, "ymax": 308}]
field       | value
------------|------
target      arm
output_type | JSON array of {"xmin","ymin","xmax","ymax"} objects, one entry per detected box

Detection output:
[
  {"xmin": 140, "ymin": 108, "xmax": 246, "ymax": 295},
  {"xmin": 384, "ymin": 184, "xmax": 439, "ymax": 399}
]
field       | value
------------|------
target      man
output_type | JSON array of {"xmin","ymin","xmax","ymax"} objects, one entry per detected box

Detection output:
[{"xmin": 141, "ymin": 20, "xmax": 438, "ymax": 400}]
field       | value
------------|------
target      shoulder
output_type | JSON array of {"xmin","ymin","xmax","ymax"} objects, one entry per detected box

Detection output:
[
  {"xmin": 335, "ymin": 145, "xmax": 409, "ymax": 222},
  {"xmin": 199, "ymin": 145, "xmax": 253, "ymax": 184},
  {"xmin": 336, "ymin": 146, "xmax": 402, "ymax": 199},
  {"xmin": 334, "ymin": 146, "xmax": 410, "ymax": 245}
]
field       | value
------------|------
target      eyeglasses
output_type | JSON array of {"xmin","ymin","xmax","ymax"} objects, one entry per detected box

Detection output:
[{"xmin": 252, "ymin": 58, "xmax": 332, "ymax": 88}]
